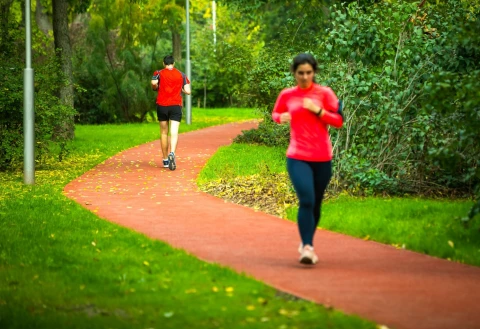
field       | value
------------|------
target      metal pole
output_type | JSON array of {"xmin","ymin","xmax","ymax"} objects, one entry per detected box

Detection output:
[
  {"xmin": 212, "ymin": 1, "xmax": 216, "ymax": 52},
  {"xmin": 24, "ymin": 0, "xmax": 35, "ymax": 185},
  {"xmin": 185, "ymin": 0, "xmax": 192, "ymax": 124}
]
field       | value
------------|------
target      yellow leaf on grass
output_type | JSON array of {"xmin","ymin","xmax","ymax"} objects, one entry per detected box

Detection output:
[
  {"xmin": 143, "ymin": 261, "xmax": 150, "ymax": 266},
  {"xmin": 91, "ymin": 241, "xmax": 96, "ymax": 247},
  {"xmin": 448, "ymin": 240, "xmax": 454, "ymax": 248},
  {"xmin": 363, "ymin": 235, "xmax": 370, "ymax": 241},
  {"xmin": 246, "ymin": 305, "xmax": 255, "ymax": 311},
  {"xmin": 225, "ymin": 287, "xmax": 234, "ymax": 292}
]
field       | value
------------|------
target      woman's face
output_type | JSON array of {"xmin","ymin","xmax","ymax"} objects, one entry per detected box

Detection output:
[{"xmin": 294, "ymin": 63, "xmax": 315, "ymax": 89}]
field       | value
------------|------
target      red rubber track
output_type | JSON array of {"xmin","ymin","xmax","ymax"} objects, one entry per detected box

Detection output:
[{"xmin": 64, "ymin": 121, "xmax": 480, "ymax": 329}]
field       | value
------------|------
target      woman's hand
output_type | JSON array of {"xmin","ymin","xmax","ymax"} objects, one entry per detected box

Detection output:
[
  {"xmin": 303, "ymin": 98, "xmax": 322, "ymax": 116},
  {"xmin": 280, "ymin": 112, "xmax": 292, "ymax": 123}
]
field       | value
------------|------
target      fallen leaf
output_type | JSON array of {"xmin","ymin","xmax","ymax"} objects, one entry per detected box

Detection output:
[{"xmin": 164, "ymin": 311, "xmax": 174, "ymax": 318}]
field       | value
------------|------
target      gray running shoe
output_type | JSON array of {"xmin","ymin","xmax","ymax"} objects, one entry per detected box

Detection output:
[{"xmin": 168, "ymin": 152, "xmax": 176, "ymax": 171}]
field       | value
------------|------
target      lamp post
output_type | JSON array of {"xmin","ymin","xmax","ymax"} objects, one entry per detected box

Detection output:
[
  {"xmin": 185, "ymin": 0, "xmax": 192, "ymax": 125},
  {"xmin": 24, "ymin": 0, "xmax": 35, "ymax": 185},
  {"xmin": 212, "ymin": 1, "xmax": 216, "ymax": 51}
]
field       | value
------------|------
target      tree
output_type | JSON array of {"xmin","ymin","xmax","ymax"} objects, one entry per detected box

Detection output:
[
  {"xmin": 52, "ymin": 0, "xmax": 75, "ymax": 139},
  {"xmin": 0, "ymin": 0, "xmax": 15, "ymax": 53},
  {"xmin": 189, "ymin": 0, "xmax": 263, "ymax": 107}
]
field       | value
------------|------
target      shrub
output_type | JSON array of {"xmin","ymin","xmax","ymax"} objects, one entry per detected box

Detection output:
[
  {"xmin": 0, "ymin": 54, "xmax": 76, "ymax": 171},
  {"xmin": 236, "ymin": 1, "xmax": 479, "ymax": 206}
]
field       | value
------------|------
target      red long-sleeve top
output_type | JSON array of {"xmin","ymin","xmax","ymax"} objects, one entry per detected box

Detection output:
[{"xmin": 272, "ymin": 83, "xmax": 343, "ymax": 162}]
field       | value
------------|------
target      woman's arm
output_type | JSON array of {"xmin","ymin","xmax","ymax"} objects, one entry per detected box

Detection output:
[
  {"xmin": 317, "ymin": 109, "xmax": 343, "ymax": 128},
  {"xmin": 272, "ymin": 91, "xmax": 290, "ymax": 123},
  {"xmin": 303, "ymin": 88, "xmax": 343, "ymax": 128}
]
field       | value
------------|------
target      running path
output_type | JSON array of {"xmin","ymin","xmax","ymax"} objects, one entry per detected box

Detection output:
[{"xmin": 64, "ymin": 121, "xmax": 480, "ymax": 329}]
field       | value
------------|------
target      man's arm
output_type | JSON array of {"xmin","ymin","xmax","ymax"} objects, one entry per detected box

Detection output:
[
  {"xmin": 182, "ymin": 83, "xmax": 191, "ymax": 95},
  {"xmin": 181, "ymin": 73, "xmax": 191, "ymax": 95},
  {"xmin": 151, "ymin": 79, "xmax": 159, "ymax": 91},
  {"xmin": 151, "ymin": 70, "xmax": 159, "ymax": 91}
]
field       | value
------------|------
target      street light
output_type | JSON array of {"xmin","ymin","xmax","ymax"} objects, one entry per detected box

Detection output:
[
  {"xmin": 185, "ymin": 0, "xmax": 192, "ymax": 125},
  {"xmin": 212, "ymin": 1, "xmax": 216, "ymax": 51},
  {"xmin": 24, "ymin": 0, "xmax": 35, "ymax": 184}
]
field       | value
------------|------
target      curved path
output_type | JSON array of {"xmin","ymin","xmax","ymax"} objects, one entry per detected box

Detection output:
[{"xmin": 64, "ymin": 121, "xmax": 480, "ymax": 329}]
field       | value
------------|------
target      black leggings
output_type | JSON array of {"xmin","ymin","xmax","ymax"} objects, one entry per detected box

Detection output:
[{"xmin": 287, "ymin": 158, "xmax": 332, "ymax": 247}]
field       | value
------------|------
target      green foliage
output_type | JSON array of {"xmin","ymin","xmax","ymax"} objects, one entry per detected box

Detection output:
[
  {"xmin": 234, "ymin": 44, "xmax": 297, "ymax": 145},
  {"xmin": 72, "ymin": 0, "xmax": 180, "ymax": 123},
  {"xmin": 236, "ymin": 0, "xmax": 480, "ymax": 214},
  {"xmin": 0, "ymin": 54, "xmax": 76, "ymax": 171},
  {"xmin": 234, "ymin": 116, "xmax": 290, "ymax": 147},
  {"xmin": 189, "ymin": 1, "xmax": 263, "ymax": 108},
  {"xmin": 422, "ymin": 7, "xmax": 480, "ymax": 222}
]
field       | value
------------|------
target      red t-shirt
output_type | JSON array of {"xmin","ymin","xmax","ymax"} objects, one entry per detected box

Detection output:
[
  {"xmin": 272, "ymin": 83, "xmax": 343, "ymax": 162},
  {"xmin": 152, "ymin": 68, "xmax": 190, "ymax": 106}
]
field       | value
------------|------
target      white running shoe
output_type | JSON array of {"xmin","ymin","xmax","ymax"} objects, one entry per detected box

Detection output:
[{"xmin": 299, "ymin": 245, "xmax": 318, "ymax": 265}]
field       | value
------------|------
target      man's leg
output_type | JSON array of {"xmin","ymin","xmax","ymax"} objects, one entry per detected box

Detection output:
[
  {"xmin": 169, "ymin": 120, "xmax": 180, "ymax": 154},
  {"xmin": 159, "ymin": 120, "xmax": 170, "ymax": 168},
  {"xmin": 166, "ymin": 106, "xmax": 182, "ymax": 171},
  {"xmin": 157, "ymin": 105, "xmax": 171, "ymax": 167},
  {"xmin": 167, "ymin": 120, "xmax": 180, "ymax": 170}
]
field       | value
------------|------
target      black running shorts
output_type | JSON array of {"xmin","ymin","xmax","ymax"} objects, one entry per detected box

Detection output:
[{"xmin": 157, "ymin": 105, "xmax": 182, "ymax": 122}]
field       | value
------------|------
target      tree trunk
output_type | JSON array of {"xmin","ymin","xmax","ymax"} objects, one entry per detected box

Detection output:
[
  {"xmin": 172, "ymin": 30, "xmax": 181, "ymax": 63},
  {"xmin": 52, "ymin": 0, "xmax": 74, "ymax": 139},
  {"xmin": 35, "ymin": 0, "xmax": 52, "ymax": 36}
]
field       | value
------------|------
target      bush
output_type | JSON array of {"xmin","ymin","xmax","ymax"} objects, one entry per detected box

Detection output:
[
  {"xmin": 235, "ymin": 0, "xmax": 479, "ymax": 205},
  {"xmin": 0, "ymin": 54, "xmax": 76, "ymax": 171}
]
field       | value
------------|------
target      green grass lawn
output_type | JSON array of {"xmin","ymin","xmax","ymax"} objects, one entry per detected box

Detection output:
[
  {"xmin": 198, "ymin": 143, "xmax": 480, "ymax": 267},
  {"xmin": 0, "ymin": 109, "xmax": 375, "ymax": 329}
]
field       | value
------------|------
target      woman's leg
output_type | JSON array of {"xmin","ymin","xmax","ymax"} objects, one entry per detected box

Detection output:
[
  {"xmin": 287, "ymin": 158, "xmax": 316, "ymax": 246},
  {"xmin": 312, "ymin": 161, "xmax": 332, "ymax": 239}
]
